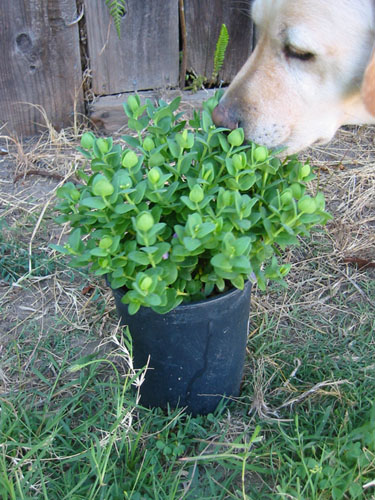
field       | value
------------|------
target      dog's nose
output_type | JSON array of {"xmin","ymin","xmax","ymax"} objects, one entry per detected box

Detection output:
[{"xmin": 212, "ymin": 102, "xmax": 239, "ymax": 130}]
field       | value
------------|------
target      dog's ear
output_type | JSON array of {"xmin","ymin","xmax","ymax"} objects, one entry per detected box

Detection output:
[{"xmin": 362, "ymin": 46, "xmax": 375, "ymax": 116}]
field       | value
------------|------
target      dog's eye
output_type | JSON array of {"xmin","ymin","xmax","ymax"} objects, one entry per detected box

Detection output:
[{"xmin": 284, "ymin": 44, "xmax": 315, "ymax": 61}]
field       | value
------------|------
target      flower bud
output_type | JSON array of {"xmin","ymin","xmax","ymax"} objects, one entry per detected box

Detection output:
[
  {"xmin": 298, "ymin": 196, "xmax": 317, "ymax": 214},
  {"xmin": 70, "ymin": 188, "xmax": 80, "ymax": 201},
  {"xmin": 143, "ymin": 136, "xmax": 155, "ymax": 152},
  {"xmin": 136, "ymin": 212, "xmax": 154, "ymax": 232},
  {"xmin": 92, "ymin": 178, "xmax": 114, "ymax": 197},
  {"xmin": 99, "ymin": 258, "xmax": 109, "ymax": 268},
  {"xmin": 227, "ymin": 128, "xmax": 244, "ymax": 147},
  {"xmin": 96, "ymin": 138, "xmax": 110, "ymax": 154},
  {"xmin": 139, "ymin": 276, "xmax": 153, "ymax": 291},
  {"xmin": 148, "ymin": 167, "xmax": 161, "ymax": 184},
  {"xmin": 299, "ymin": 163, "xmax": 311, "ymax": 179},
  {"xmin": 80, "ymin": 132, "xmax": 95, "ymax": 150},
  {"xmin": 99, "ymin": 236, "xmax": 113, "ymax": 250},
  {"xmin": 232, "ymin": 153, "xmax": 245, "ymax": 170},
  {"xmin": 254, "ymin": 146, "xmax": 268, "ymax": 163},
  {"xmin": 280, "ymin": 189, "xmax": 293, "ymax": 205},
  {"xmin": 122, "ymin": 151, "xmax": 138, "ymax": 169},
  {"xmin": 189, "ymin": 185, "xmax": 204, "ymax": 203},
  {"xmin": 290, "ymin": 183, "xmax": 303, "ymax": 199}
]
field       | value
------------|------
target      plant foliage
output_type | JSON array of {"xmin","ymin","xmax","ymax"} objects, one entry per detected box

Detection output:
[
  {"xmin": 105, "ymin": 0, "xmax": 127, "ymax": 39},
  {"xmin": 212, "ymin": 24, "xmax": 229, "ymax": 82},
  {"xmin": 52, "ymin": 91, "xmax": 331, "ymax": 315}
]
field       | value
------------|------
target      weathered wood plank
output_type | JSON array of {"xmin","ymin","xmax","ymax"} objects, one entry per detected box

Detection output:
[
  {"xmin": 84, "ymin": 0, "xmax": 179, "ymax": 94},
  {"xmin": 90, "ymin": 90, "xmax": 216, "ymax": 134},
  {"xmin": 185, "ymin": 0, "xmax": 253, "ymax": 84},
  {"xmin": 0, "ymin": 0, "xmax": 83, "ymax": 137}
]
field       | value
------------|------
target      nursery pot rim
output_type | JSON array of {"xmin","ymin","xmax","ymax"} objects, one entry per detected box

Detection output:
[{"xmin": 109, "ymin": 277, "xmax": 252, "ymax": 312}]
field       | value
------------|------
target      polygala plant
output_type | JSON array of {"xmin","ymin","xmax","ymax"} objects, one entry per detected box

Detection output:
[{"xmin": 52, "ymin": 92, "xmax": 331, "ymax": 315}]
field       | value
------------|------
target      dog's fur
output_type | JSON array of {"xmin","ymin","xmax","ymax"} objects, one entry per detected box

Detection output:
[{"xmin": 212, "ymin": 0, "xmax": 375, "ymax": 153}]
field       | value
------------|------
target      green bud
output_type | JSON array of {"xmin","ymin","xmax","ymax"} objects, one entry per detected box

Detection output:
[
  {"xmin": 148, "ymin": 167, "xmax": 161, "ymax": 184},
  {"xmin": 70, "ymin": 188, "xmax": 80, "ymax": 201},
  {"xmin": 96, "ymin": 138, "xmax": 110, "ymax": 154},
  {"xmin": 92, "ymin": 178, "xmax": 114, "ymax": 197},
  {"xmin": 254, "ymin": 146, "xmax": 268, "ymax": 163},
  {"xmin": 136, "ymin": 212, "xmax": 154, "ymax": 232},
  {"xmin": 298, "ymin": 196, "xmax": 317, "ymax": 214},
  {"xmin": 99, "ymin": 236, "xmax": 113, "ymax": 250},
  {"xmin": 280, "ymin": 189, "xmax": 293, "ymax": 205},
  {"xmin": 128, "ymin": 95, "xmax": 139, "ymax": 113},
  {"xmin": 80, "ymin": 132, "xmax": 95, "ymax": 150},
  {"xmin": 290, "ymin": 183, "xmax": 303, "ymax": 199},
  {"xmin": 232, "ymin": 153, "xmax": 246, "ymax": 171},
  {"xmin": 122, "ymin": 150, "xmax": 138, "ymax": 169},
  {"xmin": 299, "ymin": 163, "xmax": 311, "ymax": 179},
  {"xmin": 143, "ymin": 136, "xmax": 155, "ymax": 152},
  {"xmin": 140, "ymin": 276, "xmax": 153, "ymax": 291},
  {"xmin": 189, "ymin": 185, "xmax": 204, "ymax": 203},
  {"xmin": 99, "ymin": 258, "xmax": 109, "ymax": 268},
  {"xmin": 227, "ymin": 128, "xmax": 244, "ymax": 147}
]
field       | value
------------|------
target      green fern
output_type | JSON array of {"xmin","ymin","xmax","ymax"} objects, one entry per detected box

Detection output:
[
  {"xmin": 211, "ymin": 24, "xmax": 229, "ymax": 82},
  {"xmin": 105, "ymin": 0, "xmax": 127, "ymax": 39}
]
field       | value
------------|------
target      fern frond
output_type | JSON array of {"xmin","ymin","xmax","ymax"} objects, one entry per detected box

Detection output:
[
  {"xmin": 105, "ymin": 0, "xmax": 127, "ymax": 39},
  {"xmin": 212, "ymin": 24, "xmax": 229, "ymax": 82}
]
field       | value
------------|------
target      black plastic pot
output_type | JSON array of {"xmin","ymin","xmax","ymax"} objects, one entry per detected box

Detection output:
[{"xmin": 111, "ymin": 281, "xmax": 252, "ymax": 415}]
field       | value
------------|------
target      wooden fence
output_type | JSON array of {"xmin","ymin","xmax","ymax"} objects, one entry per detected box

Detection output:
[{"xmin": 0, "ymin": 0, "xmax": 253, "ymax": 137}]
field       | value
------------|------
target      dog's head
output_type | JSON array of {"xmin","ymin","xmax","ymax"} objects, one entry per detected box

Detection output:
[{"xmin": 213, "ymin": 0, "xmax": 375, "ymax": 153}]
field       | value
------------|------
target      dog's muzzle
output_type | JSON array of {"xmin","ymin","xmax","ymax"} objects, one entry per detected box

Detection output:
[{"xmin": 212, "ymin": 102, "xmax": 239, "ymax": 130}]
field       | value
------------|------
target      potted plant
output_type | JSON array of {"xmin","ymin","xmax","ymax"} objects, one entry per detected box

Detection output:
[{"xmin": 52, "ymin": 92, "xmax": 331, "ymax": 415}]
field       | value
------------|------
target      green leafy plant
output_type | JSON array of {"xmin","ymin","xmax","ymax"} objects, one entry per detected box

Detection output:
[
  {"xmin": 211, "ymin": 24, "xmax": 229, "ymax": 82},
  {"xmin": 105, "ymin": 0, "xmax": 127, "ymax": 39},
  {"xmin": 52, "ymin": 91, "xmax": 331, "ymax": 315},
  {"xmin": 187, "ymin": 24, "xmax": 230, "ymax": 91}
]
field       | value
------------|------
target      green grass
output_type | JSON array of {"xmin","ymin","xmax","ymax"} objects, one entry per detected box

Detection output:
[{"xmin": 1, "ymin": 217, "xmax": 375, "ymax": 499}]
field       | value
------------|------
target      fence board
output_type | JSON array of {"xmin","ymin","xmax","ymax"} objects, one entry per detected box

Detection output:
[
  {"xmin": 85, "ymin": 0, "xmax": 179, "ymax": 94},
  {"xmin": 185, "ymin": 0, "xmax": 253, "ymax": 84},
  {"xmin": 0, "ymin": 0, "xmax": 83, "ymax": 136}
]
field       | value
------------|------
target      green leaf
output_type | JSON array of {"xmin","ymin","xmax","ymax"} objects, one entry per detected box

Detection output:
[
  {"xmin": 110, "ymin": 277, "xmax": 128, "ymax": 289},
  {"xmin": 90, "ymin": 248, "xmax": 109, "ymax": 257},
  {"xmin": 180, "ymin": 196, "xmax": 197, "ymax": 211},
  {"xmin": 231, "ymin": 274, "xmax": 244, "ymax": 289},
  {"xmin": 168, "ymin": 96, "xmax": 181, "ymax": 113},
  {"xmin": 68, "ymin": 228, "xmax": 82, "ymax": 252},
  {"xmin": 105, "ymin": 0, "xmax": 126, "ymax": 39},
  {"xmin": 202, "ymin": 110, "xmax": 213, "ymax": 132},
  {"xmin": 183, "ymin": 237, "xmax": 201, "ymax": 252},
  {"xmin": 211, "ymin": 253, "xmax": 232, "ymax": 272},
  {"xmin": 167, "ymin": 138, "xmax": 181, "ymax": 158},
  {"xmin": 80, "ymin": 197, "xmax": 107, "ymax": 210},
  {"xmin": 196, "ymin": 222, "xmax": 216, "ymax": 239},
  {"xmin": 275, "ymin": 233, "xmax": 299, "ymax": 248},
  {"xmin": 121, "ymin": 134, "xmax": 141, "ymax": 148},
  {"xmin": 114, "ymin": 203, "xmax": 135, "ymax": 214},
  {"xmin": 212, "ymin": 24, "xmax": 229, "ymax": 81},
  {"xmin": 128, "ymin": 251, "xmax": 150, "ymax": 265},
  {"xmin": 49, "ymin": 243, "xmax": 71, "ymax": 255},
  {"xmin": 127, "ymin": 301, "xmax": 141, "ymax": 315}
]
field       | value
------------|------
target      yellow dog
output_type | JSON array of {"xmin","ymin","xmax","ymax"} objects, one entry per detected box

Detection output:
[{"xmin": 213, "ymin": 0, "xmax": 375, "ymax": 152}]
